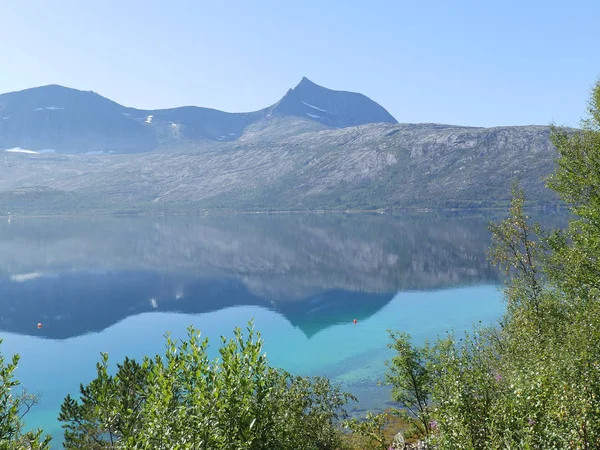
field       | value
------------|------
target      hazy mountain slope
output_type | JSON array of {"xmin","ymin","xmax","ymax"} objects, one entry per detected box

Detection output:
[
  {"xmin": 0, "ymin": 85, "xmax": 157, "ymax": 154},
  {"xmin": 0, "ymin": 122, "xmax": 559, "ymax": 213},
  {"xmin": 191, "ymin": 123, "xmax": 558, "ymax": 210},
  {"xmin": 139, "ymin": 106, "xmax": 253, "ymax": 143},
  {"xmin": 0, "ymin": 78, "xmax": 397, "ymax": 154}
]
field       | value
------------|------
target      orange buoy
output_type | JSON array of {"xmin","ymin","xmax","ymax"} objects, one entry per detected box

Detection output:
[
  {"xmin": 37, "ymin": 323, "xmax": 42, "ymax": 329},
  {"xmin": 353, "ymin": 319, "xmax": 357, "ymax": 324}
]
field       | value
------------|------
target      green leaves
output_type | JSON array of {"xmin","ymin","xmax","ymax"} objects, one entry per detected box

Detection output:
[
  {"xmin": 546, "ymin": 80, "xmax": 600, "ymax": 300},
  {"xmin": 344, "ymin": 411, "xmax": 390, "ymax": 450},
  {"xmin": 380, "ymin": 79, "xmax": 600, "ymax": 449},
  {"xmin": 488, "ymin": 183, "xmax": 546, "ymax": 321},
  {"xmin": 58, "ymin": 354, "xmax": 150, "ymax": 449},
  {"xmin": 0, "ymin": 340, "xmax": 51, "ymax": 449},
  {"xmin": 58, "ymin": 321, "xmax": 353, "ymax": 450},
  {"xmin": 385, "ymin": 331, "xmax": 432, "ymax": 438}
]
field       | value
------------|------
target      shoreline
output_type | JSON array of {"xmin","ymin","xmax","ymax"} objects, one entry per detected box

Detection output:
[{"xmin": 0, "ymin": 204, "xmax": 567, "ymax": 220}]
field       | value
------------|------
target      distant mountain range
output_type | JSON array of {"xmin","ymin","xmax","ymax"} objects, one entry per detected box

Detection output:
[
  {"xmin": 0, "ymin": 78, "xmax": 562, "ymax": 212},
  {"xmin": 0, "ymin": 77, "xmax": 397, "ymax": 154}
]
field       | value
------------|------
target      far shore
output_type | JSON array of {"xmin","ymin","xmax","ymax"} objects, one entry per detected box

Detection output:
[{"xmin": 0, "ymin": 204, "xmax": 567, "ymax": 220}]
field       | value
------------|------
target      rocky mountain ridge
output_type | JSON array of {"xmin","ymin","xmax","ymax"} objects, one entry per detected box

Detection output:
[
  {"xmin": 0, "ymin": 77, "xmax": 397, "ymax": 154},
  {"xmin": 0, "ymin": 79, "xmax": 563, "ymax": 212}
]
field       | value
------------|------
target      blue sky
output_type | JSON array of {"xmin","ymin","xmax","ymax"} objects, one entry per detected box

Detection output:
[{"xmin": 0, "ymin": 0, "xmax": 598, "ymax": 127}]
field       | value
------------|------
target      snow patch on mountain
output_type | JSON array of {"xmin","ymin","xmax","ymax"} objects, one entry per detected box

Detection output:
[
  {"xmin": 302, "ymin": 101, "xmax": 328, "ymax": 113},
  {"xmin": 11, "ymin": 272, "xmax": 42, "ymax": 282},
  {"xmin": 34, "ymin": 106, "xmax": 65, "ymax": 111},
  {"xmin": 83, "ymin": 150, "xmax": 115, "ymax": 155},
  {"xmin": 6, "ymin": 147, "xmax": 39, "ymax": 154}
]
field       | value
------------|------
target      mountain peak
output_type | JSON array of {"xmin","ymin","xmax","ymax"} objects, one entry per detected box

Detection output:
[
  {"xmin": 0, "ymin": 83, "xmax": 155, "ymax": 154},
  {"xmin": 0, "ymin": 83, "xmax": 116, "ymax": 107},
  {"xmin": 271, "ymin": 78, "xmax": 398, "ymax": 128},
  {"xmin": 292, "ymin": 77, "xmax": 333, "ymax": 93},
  {"xmin": 3, "ymin": 84, "xmax": 94, "ymax": 98},
  {"xmin": 298, "ymin": 76, "xmax": 316, "ymax": 86},
  {"xmin": 27, "ymin": 84, "xmax": 69, "ymax": 92}
]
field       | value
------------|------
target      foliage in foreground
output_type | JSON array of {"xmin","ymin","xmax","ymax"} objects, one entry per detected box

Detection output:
[
  {"xmin": 0, "ymin": 341, "xmax": 51, "ymax": 449},
  {"xmin": 57, "ymin": 322, "xmax": 354, "ymax": 449},
  {"xmin": 384, "ymin": 79, "xmax": 600, "ymax": 449}
]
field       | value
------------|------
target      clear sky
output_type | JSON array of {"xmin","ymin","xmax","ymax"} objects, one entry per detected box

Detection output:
[{"xmin": 0, "ymin": 0, "xmax": 598, "ymax": 127}]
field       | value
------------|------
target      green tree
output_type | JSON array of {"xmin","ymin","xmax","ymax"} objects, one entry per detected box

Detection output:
[
  {"xmin": 344, "ymin": 411, "xmax": 391, "ymax": 450},
  {"xmin": 385, "ymin": 79, "xmax": 600, "ymax": 449},
  {"xmin": 59, "ymin": 321, "xmax": 354, "ymax": 449},
  {"xmin": 0, "ymin": 340, "xmax": 51, "ymax": 450},
  {"xmin": 59, "ymin": 356, "xmax": 150, "ymax": 449},
  {"xmin": 385, "ymin": 331, "xmax": 432, "ymax": 439}
]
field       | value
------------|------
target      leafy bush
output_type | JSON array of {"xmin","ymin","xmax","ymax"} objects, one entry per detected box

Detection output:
[
  {"xmin": 385, "ymin": 79, "xmax": 600, "ymax": 449},
  {"xmin": 0, "ymin": 340, "xmax": 51, "ymax": 450},
  {"xmin": 58, "ymin": 322, "xmax": 354, "ymax": 449}
]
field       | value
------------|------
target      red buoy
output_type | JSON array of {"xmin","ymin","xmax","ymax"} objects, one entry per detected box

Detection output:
[
  {"xmin": 37, "ymin": 323, "xmax": 42, "ymax": 329},
  {"xmin": 353, "ymin": 319, "xmax": 357, "ymax": 324}
]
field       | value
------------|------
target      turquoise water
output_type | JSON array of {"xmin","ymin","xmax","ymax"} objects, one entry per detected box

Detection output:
[
  {"xmin": 1, "ymin": 285, "xmax": 504, "ymax": 444},
  {"xmin": 0, "ymin": 213, "xmax": 516, "ymax": 446}
]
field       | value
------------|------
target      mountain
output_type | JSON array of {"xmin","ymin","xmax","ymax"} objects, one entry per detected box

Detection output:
[
  {"xmin": 268, "ymin": 77, "xmax": 398, "ymax": 128},
  {"xmin": 0, "ymin": 78, "xmax": 397, "ymax": 154},
  {"xmin": 0, "ymin": 79, "xmax": 564, "ymax": 212},
  {"xmin": 0, "ymin": 123, "xmax": 560, "ymax": 213},
  {"xmin": 0, "ymin": 85, "xmax": 157, "ymax": 154}
]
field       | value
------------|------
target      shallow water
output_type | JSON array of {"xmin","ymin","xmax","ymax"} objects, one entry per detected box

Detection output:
[{"xmin": 0, "ymin": 211, "xmax": 554, "ymax": 445}]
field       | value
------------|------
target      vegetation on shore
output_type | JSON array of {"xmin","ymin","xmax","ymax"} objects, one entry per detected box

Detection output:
[
  {"xmin": 1, "ymin": 80, "xmax": 600, "ymax": 449},
  {"xmin": 365, "ymin": 79, "xmax": 600, "ymax": 448}
]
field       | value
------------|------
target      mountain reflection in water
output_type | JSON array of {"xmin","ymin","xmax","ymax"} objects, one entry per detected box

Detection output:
[{"xmin": 0, "ymin": 212, "xmax": 511, "ymax": 339}]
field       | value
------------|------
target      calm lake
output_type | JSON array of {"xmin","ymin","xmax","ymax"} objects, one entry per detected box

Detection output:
[{"xmin": 0, "ymin": 211, "xmax": 563, "ymax": 446}]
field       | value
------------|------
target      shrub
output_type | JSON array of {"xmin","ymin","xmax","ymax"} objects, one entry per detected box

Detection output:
[{"xmin": 59, "ymin": 322, "xmax": 354, "ymax": 449}]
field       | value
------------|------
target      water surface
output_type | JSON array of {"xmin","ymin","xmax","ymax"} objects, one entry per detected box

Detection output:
[{"xmin": 0, "ymin": 212, "xmax": 555, "ymax": 445}]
